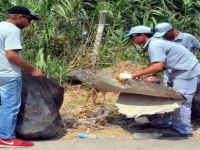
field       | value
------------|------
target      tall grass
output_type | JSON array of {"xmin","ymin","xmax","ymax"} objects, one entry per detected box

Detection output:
[{"xmin": 0, "ymin": 0, "xmax": 200, "ymax": 81}]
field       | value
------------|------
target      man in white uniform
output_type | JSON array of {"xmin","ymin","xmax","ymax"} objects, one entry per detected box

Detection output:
[
  {"xmin": 125, "ymin": 25, "xmax": 200, "ymax": 136},
  {"xmin": 154, "ymin": 22, "xmax": 200, "ymax": 86},
  {"xmin": 154, "ymin": 22, "xmax": 200, "ymax": 53}
]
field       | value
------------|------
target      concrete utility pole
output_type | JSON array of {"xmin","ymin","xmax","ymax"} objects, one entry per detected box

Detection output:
[{"xmin": 93, "ymin": 11, "xmax": 108, "ymax": 55}]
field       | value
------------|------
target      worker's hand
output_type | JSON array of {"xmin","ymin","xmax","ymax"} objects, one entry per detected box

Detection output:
[
  {"xmin": 131, "ymin": 71, "xmax": 141, "ymax": 80},
  {"xmin": 115, "ymin": 73, "xmax": 131, "ymax": 84},
  {"xmin": 144, "ymin": 76, "xmax": 162, "ymax": 83},
  {"xmin": 31, "ymin": 68, "xmax": 44, "ymax": 78}
]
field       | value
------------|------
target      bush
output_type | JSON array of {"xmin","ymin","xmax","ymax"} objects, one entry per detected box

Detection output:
[{"xmin": 1, "ymin": 0, "xmax": 200, "ymax": 81}]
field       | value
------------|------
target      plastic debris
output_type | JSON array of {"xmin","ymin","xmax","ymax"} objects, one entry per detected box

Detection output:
[{"xmin": 78, "ymin": 132, "xmax": 97, "ymax": 139}]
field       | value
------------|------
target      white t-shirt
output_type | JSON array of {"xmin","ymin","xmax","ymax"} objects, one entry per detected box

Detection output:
[{"xmin": 0, "ymin": 21, "xmax": 23, "ymax": 77}]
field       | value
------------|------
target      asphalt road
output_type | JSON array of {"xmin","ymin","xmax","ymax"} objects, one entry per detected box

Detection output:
[{"xmin": 4, "ymin": 136, "xmax": 200, "ymax": 150}]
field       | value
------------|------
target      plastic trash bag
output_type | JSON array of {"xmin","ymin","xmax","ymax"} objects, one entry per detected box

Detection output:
[
  {"xmin": 16, "ymin": 72, "xmax": 64, "ymax": 139},
  {"xmin": 192, "ymin": 83, "xmax": 200, "ymax": 117}
]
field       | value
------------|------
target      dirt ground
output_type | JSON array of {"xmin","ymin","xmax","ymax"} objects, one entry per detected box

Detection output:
[
  {"xmin": 59, "ymin": 61, "xmax": 200, "ymax": 140},
  {"xmin": 59, "ymin": 85, "xmax": 131, "ymax": 140}
]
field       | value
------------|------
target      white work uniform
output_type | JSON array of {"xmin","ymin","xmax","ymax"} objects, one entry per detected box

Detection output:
[
  {"xmin": 163, "ymin": 32, "xmax": 200, "ymax": 85},
  {"xmin": 144, "ymin": 37, "xmax": 200, "ymax": 134}
]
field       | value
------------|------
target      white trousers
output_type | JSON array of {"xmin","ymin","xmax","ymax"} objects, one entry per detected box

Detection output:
[
  {"xmin": 172, "ymin": 77, "xmax": 198, "ymax": 134},
  {"xmin": 151, "ymin": 76, "xmax": 199, "ymax": 134}
]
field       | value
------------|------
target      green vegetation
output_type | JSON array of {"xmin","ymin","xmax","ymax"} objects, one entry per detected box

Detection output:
[{"xmin": 1, "ymin": 0, "xmax": 200, "ymax": 81}]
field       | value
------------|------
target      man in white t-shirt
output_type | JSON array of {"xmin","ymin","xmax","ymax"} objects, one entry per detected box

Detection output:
[{"xmin": 0, "ymin": 6, "xmax": 44, "ymax": 148}]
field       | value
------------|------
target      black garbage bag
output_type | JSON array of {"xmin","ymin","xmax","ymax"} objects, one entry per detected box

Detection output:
[
  {"xmin": 192, "ymin": 83, "xmax": 200, "ymax": 118},
  {"xmin": 16, "ymin": 73, "xmax": 64, "ymax": 139}
]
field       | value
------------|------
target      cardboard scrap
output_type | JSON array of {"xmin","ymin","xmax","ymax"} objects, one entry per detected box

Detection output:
[
  {"xmin": 70, "ymin": 69, "xmax": 185, "ymax": 117},
  {"xmin": 115, "ymin": 93, "xmax": 184, "ymax": 118},
  {"xmin": 94, "ymin": 73, "xmax": 184, "ymax": 99}
]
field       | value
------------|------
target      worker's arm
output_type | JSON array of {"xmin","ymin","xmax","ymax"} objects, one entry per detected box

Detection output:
[
  {"xmin": 6, "ymin": 50, "xmax": 44, "ymax": 77},
  {"xmin": 132, "ymin": 62, "xmax": 164, "ymax": 79},
  {"xmin": 192, "ymin": 37, "xmax": 200, "ymax": 50}
]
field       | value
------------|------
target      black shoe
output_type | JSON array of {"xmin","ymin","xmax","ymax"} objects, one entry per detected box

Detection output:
[{"xmin": 159, "ymin": 129, "xmax": 193, "ymax": 138}]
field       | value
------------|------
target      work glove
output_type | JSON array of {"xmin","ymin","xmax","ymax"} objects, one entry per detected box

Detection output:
[{"xmin": 115, "ymin": 73, "xmax": 132, "ymax": 84}]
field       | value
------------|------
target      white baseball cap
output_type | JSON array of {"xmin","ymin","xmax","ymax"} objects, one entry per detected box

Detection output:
[
  {"xmin": 124, "ymin": 25, "xmax": 152, "ymax": 38},
  {"xmin": 154, "ymin": 22, "xmax": 173, "ymax": 38}
]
